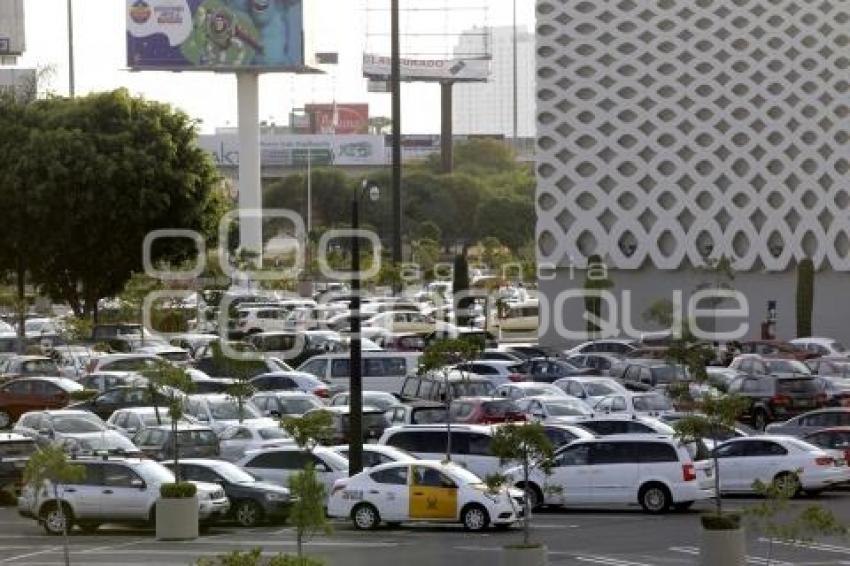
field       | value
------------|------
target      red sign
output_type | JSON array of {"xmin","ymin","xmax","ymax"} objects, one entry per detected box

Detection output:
[{"xmin": 304, "ymin": 103, "xmax": 369, "ymax": 135}]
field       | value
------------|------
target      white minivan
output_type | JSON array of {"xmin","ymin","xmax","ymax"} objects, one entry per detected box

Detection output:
[
  {"xmin": 507, "ymin": 435, "xmax": 714, "ymax": 513},
  {"xmin": 296, "ymin": 352, "xmax": 421, "ymax": 394}
]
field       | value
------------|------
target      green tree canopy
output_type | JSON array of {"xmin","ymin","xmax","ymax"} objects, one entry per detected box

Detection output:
[{"xmin": 5, "ymin": 89, "xmax": 225, "ymax": 318}]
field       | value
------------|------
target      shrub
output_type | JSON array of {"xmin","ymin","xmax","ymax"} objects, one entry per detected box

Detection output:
[
  {"xmin": 701, "ymin": 513, "xmax": 741, "ymax": 530},
  {"xmin": 195, "ymin": 548, "xmax": 324, "ymax": 566},
  {"xmin": 160, "ymin": 482, "xmax": 197, "ymax": 499}
]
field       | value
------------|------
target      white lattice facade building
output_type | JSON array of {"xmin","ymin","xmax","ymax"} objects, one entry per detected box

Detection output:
[{"xmin": 535, "ymin": 0, "xmax": 850, "ymax": 344}]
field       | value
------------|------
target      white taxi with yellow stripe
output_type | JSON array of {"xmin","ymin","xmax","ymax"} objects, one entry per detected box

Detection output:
[{"xmin": 327, "ymin": 460, "xmax": 524, "ymax": 531}]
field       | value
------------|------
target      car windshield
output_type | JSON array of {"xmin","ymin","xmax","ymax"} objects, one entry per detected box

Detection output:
[
  {"xmin": 523, "ymin": 386, "xmax": 560, "ymax": 397},
  {"xmin": 22, "ymin": 360, "xmax": 56, "ymax": 374},
  {"xmin": 584, "ymin": 381, "xmax": 618, "ymax": 396},
  {"xmin": 650, "ymin": 366, "xmax": 687, "ymax": 383},
  {"xmin": 767, "ymin": 360, "xmax": 811, "ymax": 375},
  {"xmin": 141, "ymin": 413, "xmax": 173, "ymax": 426},
  {"xmin": 212, "ymin": 462, "xmax": 257, "ymax": 483},
  {"xmin": 78, "ymin": 434, "xmax": 136, "ymax": 451},
  {"xmin": 445, "ymin": 465, "xmax": 483, "ymax": 485},
  {"xmin": 267, "ymin": 358, "xmax": 295, "ymax": 372},
  {"xmin": 364, "ymin": 394, "xmax": 397, "ymax": 410},
  {"xmin": 176, "ymin": 429, "xmax": 218, "ymax": 445},
  {"xmin": 52, "ymin": 416, "xmax": 105, "ymax": 433},
  {"xmin": 280, "ymin": 398, "xmax": 320, "ymax": 414},
  {"xmin": 452, "ymin": 381, "xmax": 494, "ymax": 397},
  {"xmin": 411, "ymin": 408, "xmax": 447, "ymax": 424},
  {"xmin": 208, "ymin": 400, "xmax": 261, "ymax": 420},
  {"xmin": 257, "ymin": 427, "xmax": 288, "ymax": 440},
  {"xmin": 632, "ymin": 395, "xmax": 673, "ymax": 411},
  {"xmin": 135, "ymin": 460, "xmax": 175, "ymax": 483},
  {"xmin": 0, "ymin": 440, "xmax": 36, "ymax": 458},
  {"xmin": 832, "ymin": 342, "xmax": 847, "ymax": 353},
  {"xmin": 481, "ymin": 400, "xmax": 521, "ymax": 417},
  {"xmin": 545, "ymin": 400, "xmax": 591, "ymax": 416}
]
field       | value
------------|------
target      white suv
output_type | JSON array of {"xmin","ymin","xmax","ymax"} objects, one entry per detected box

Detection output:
[
  {"xmin": 18, "ymin": 457, "xmax": 229, "ymax": 534},
  {"xmin": 507, "ymin": 435, "xmax": 714, "ymax": 513}
]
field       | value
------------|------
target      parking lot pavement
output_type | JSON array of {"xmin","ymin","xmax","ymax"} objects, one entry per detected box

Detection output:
[{"xmin": 1, "ymin": 496, "xmax": 850, "ymax": 566}]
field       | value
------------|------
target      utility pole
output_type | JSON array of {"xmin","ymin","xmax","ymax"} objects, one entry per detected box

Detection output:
[
  {"xmin": 512, "ymin": 0, "xmax": 518, "ymax": 143},
  {"xmin": 67, "ymin": 0, "xmax": 75, "ymax": 97},
  {"xmin": 391, "ymin": 0, "xmax": 403, "ymax": 277}
]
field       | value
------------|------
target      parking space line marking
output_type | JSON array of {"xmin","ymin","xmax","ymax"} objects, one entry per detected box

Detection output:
[
  {"xmin": 670, "ymin": 545, "xmax": 795, "ymax": 565},
  {"xmin": 760, "ymin": 538, "xmax": 850, "ymax": 555},
  {"xmin": 0, "ymin": 546, "xmax": 61, "ymax": 563},
  {"xmin": 575, "ymin": 556, "xmax": 656, "ymax": 566}
]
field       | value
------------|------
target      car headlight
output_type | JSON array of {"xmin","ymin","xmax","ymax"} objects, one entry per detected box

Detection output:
[{"xmin": 265, "ymin": 492, "xmax": 288, "ymax": 502}]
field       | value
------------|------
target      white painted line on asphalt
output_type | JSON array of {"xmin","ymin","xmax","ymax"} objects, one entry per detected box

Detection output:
[
  {"xmin": 119, "ymin": 539, "xmax": 399, "ymax": 548},
  {"xmin": 759, "ymin": 538, "xmax": 850, "ymax": 555},
  {"xmin": 0, "ymin": 546, "xmax": 61, "ymax": 563},
  {"xmin": 77, "ymin": 539, "xmax": 147, "ymax": 555},
  {"xmin": 669, "ymin": 545, "xmax": 795, "ymax": 565},
  {"xmin": 574, "ymin": 556, "xmax": 655, "ymax": 566}
]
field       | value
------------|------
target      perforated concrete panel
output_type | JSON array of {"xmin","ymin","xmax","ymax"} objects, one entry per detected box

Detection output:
[{"xmin": 535, "ymin": 0, "xmax": 850, "ymax": 271}]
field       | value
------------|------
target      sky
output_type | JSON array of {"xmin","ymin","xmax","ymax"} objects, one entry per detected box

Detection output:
[{"xmin": 19, "ymin": 0, "xmax": 535, "ymax": 134}]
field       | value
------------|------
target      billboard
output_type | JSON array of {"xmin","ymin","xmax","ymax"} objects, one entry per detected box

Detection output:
[
  {"xmin": 304, "ymin": 103, "xmax": 369, "ymax": 135},
  {"xmin": 0, "ymin": 0, "xmax": 25, "ymax": 55},
  {"xmin": 362, "ymin": 53, "xmax": 489, "ymax": 83},
  {"xmin": 126, "ymin": 0, "xmax": 304, "ymax": 71},
  {"xmin": 199, "ymin": 134, "xmax": 386, "ymax": 168}
]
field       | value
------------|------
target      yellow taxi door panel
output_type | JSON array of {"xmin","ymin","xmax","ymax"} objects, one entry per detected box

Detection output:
[{"xmin": 409, "ymin": 466, "xmax": 459, "ymax": 520}]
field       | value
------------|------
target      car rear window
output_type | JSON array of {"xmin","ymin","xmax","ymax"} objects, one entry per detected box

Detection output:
[
  {"xmin": 482, "ymin": 400, "xmax": 521, "ymax": 417},
  {"xmin": 777, "ymin": 379, "xmax": 818, "ymax": 394},
  {"xmin": 177, "ymin": 430, "xmax": 217, "ymax": 445},
  {"xmin": 0, "ymin": 440, "xmax": 36, "ymax": 458},
  {"xmin": 411, "ymin": 408, "xmax": 447, "ymax": 424},
  {"xmin": 637, "ymin": 442, "xmax": 679, "ymax": 463}
]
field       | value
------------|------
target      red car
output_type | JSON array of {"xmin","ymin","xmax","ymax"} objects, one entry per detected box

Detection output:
[
  {"xmin": 448, "ymin": 397, "xmax": 526, "ymax": 425},
  {"xmin": 0, "ymin": 377, "xmax": 82, "ymax": 428}
]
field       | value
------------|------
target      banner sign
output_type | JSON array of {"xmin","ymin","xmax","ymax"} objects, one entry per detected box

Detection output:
[
  {"xmin": 199, "ymin": 134, "xmax": 386, "ymax": 167},
  {"xmin": 362, "ymin": 53, "xmax": 489, "ymax": 82},
  {"xmin": 304, "ymin": 103, "xmax": 369, "ymax": 134},
  {"xmin": 126, "ymin": 0, "xmax": 304, "ymax": 71}
]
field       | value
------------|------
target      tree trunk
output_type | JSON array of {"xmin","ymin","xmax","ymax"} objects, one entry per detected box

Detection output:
[
  {"xmin": 55, "ymin": 484, "xmax": 71, "ymax": 566},
  {"xmin": 16, "ymin": 255, "xmax": 25, "ymax": 355},
  {"xmin": 297, "ymin": 531, "xmax": 303, "ymax": 557},
  {"xmin": 172, "ymin": 414, "xmax": 180, "ymax": 482},
  {"xmin": 522, "ymin": 458, "xmax": 531, "ymax": 546}
]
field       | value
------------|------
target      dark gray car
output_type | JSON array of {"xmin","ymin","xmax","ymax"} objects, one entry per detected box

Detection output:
[{"xmin": 765, "ymin": 408, "xmax": 850, "ymax": 437}]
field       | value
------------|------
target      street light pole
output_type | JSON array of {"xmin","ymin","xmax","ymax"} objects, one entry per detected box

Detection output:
[
  {"xmin": 348, "ymin": 179, "xmax": 379, "ymax": 476},
  {"xmin": 67, "ymin": 0, "xmax": 75, "ymax": 97},
  {"xmin": 512, "ymin": 0, "xmax": 518, "ymax": 143}
]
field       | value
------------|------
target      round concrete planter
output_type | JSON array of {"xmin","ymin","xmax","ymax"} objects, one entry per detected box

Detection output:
[
  {"xmin": 700, "ymin": 526, "xmax": 745, "ymax": 566},
  {"xmin": 502, "ymin": 545, "xmax": 548, "ymax": 566},
  {"xmin": 156, "ymin": 496, "xmax": 199, "ymax": 541}
]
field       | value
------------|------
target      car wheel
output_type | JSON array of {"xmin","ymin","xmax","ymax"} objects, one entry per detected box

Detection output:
[
  {"xmin": 42, "ymin": 503, "xmax": 73, "ymax": 536},
  {"xmin": 78, "ymin": 522, "xmax": 100, "ymax": 534},
  {"xmin": 0, "ymin": 410, "xmax": 10, "ymax": 429},
  {"xmin": 235, "ymin": 500, "xmax": 264, "ymax": 528},
  {"xmin": 352, "ymin": 503, "xmax": 380, "ymax": 530},
  {"xmin": 461, "ymin": 504, "xmax": 490, "ymax": 531},
  {"xmin": 753, "ymin": 410, "xmax": 768, "ymax": 431},
  {"xmin": 673, "ymin": 501, "xmax": 694, "ymax": 512},
  {"xmin": 639, "ymin": 483, "xmax": 671, "ymax": 514},
  {"xmin": 773, "ymin": 472, "xmax": 800, "ymax": 496},
  {"xmin": 521, "ymin": 483, "xmax": 543, "ymax": 510}
]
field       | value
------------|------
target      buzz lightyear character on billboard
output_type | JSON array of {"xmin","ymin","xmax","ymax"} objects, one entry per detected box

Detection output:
[
  {"xmin": 181, "ymin": 0, "xmax": 262, "ymax": 66},
  {"xmin": 237, "ymin": 0, "xmax": 303, "ymax": 67}
]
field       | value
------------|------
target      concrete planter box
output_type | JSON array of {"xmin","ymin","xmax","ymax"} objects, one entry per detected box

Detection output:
[
  {"xmin": 502, "ymin": 545, "xmax": 548, "ymax": 566},
  {"xmin": 700, "ymin": 526, "xmax": 745, "ymax": 566},
  {"xmin": 156, "ymin": 496, "xmax": 199, "ymax": 541}
]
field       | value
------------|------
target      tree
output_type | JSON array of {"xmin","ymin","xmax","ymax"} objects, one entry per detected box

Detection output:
[
  {"xmin": 673, "ymin": 395, "xmax": 750, "ymax": 517},
  {"xmin": 281, "ymin": 412, "xmax": 334, "ymax": 559},
  {"xmin": 144, "ymin": 360, "xmax": 195, "ymax": 480},
  {"xmin": 490, "ymin": 423, "xmax": 554, "ymax": 547},
  {"xmin": 475, "ymin": 195, "xmax": 535, "ymax": 252},
  {"xmin": 745, "ymin": 477, "xmax": 846, "ymax": 565},
  {"xmin": 583, "ymin": 254, "xmax": 613, "ymax": 339},
  {"xmin": 416, "ymin": 220, "xmax": 442, "ymax": 243},
  {"xmin": 796, "ymin": 258, "xmax": 814, "ymax": 338},
  {"xmin": 417, "ymin": 338, "xmax": 482, "ymax": 461},
  {"xmin": 23, "ymin": 444, "xmax": 85, "ymax": 566},
  {"xmin": 12, "ymin": 89, "xmax": 225, "ymax": 320}
]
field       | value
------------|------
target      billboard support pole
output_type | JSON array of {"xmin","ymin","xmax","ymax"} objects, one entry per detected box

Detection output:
[
  {"xmin": 67, "ymin": 0, "xmax": 75, "ymax": 97},
  {"xmin": 440, "ymin": 81, "xmax": 453, "ymax": 173},
  {"xmin": 237, "ymin": 72, "xmax": 263, "ymax": 267}
]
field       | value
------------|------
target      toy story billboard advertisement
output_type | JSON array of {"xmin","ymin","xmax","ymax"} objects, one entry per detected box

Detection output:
[{"xmin": 126, "ymin": 0, "xmax": 304, "ymax": 71}]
